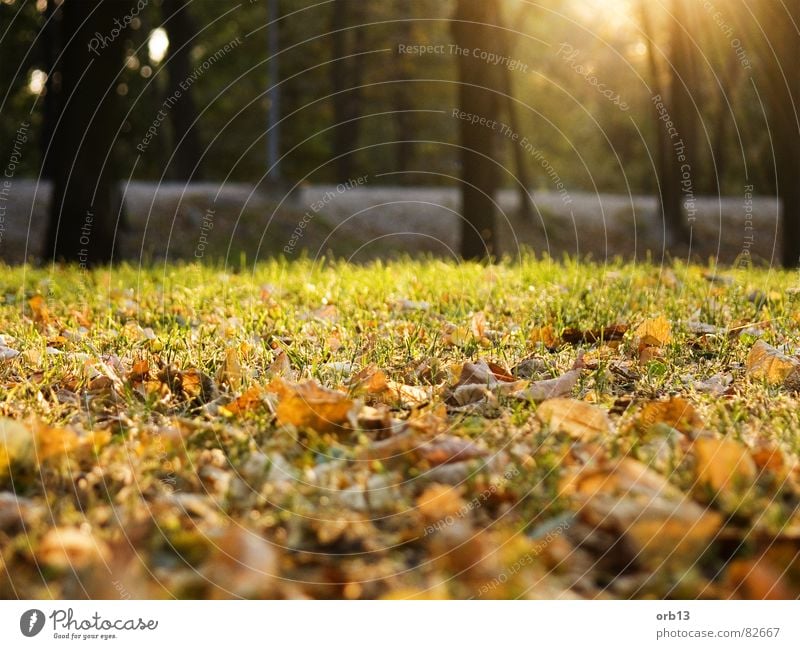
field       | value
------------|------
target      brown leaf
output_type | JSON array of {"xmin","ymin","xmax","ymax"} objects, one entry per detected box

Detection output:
[
  {"xmin": 224, "ymin": 385, "xmax": 266, "ymax": 415},
  {"xmin": 530, "ymin": 325, "xmax": 558, "ymax": 348},
  {"xmin": 416, "ymin": 484, "xmax": 466, "ymax": 522},
  {"xmin": 746, "ymin": 340, "xmax": 800, "ymax": 386},
  {"xmin": 565, "ymin": 458, "xmax": 722, "ymax": 569},
  {"xmin": 37, "ymin": 527, "xmax": 110, "ymax": 570},
  {"xmin": 513, "ymin": 368, "xmax": 580, "ymax": 403},
  {"xmin": 561, "ymin": 324, "xmax": 628, "ymax": 345},
  {"xmin": 693, "ymin": 437, "xmax": 758, "ymax": 493},
  {"xmin": 270, "ymin": 378, "xmax": 355, "ymax": 432},
  {"xmin": 28, "ymin": 294, "xmax": 50, "ymax": 325},
  {"xmin": 536, "ymin": 398, "xmax": 611, "ymax": 439},
  {"xmin": 725, "ymin": 556, "xmax": 797, "ymax": 599},
  {"xmin": 637, "ymin": 397, "xmax": 702, "ymax": 434},
  {"xmin": 418, "ymin": 435, "xmax": 487, "ymax": 466},
  {"xmin": 203, "ymin": 527, "xmax": 280, "ymax": 599}
]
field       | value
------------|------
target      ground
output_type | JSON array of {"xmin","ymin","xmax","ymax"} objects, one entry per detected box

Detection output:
[
  {"xmin": 0, "ymin": 257, "xmax": 799, "ymax": 599},
  {"xmin": 0, "ymin": 181, "xmax": 781, "ymax": 264}
]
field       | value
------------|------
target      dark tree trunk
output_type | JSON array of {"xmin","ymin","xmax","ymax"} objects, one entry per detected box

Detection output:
[
  {"xmin": 498, "ymin": 6, "xmax": 534, "ymax": 221},
  {"xmin": 162, "ymin": 0, "xmax": 204, "ymax": 181},
  {"xmin": 40, "ymin": 0, "xmax": 60, "ymax": 180},
  {"xmin": 640, "ymin": 0, "xmax": 689, "ymax": 246},
  {"xmin": 330, "ymin": 0, "xmax": 365, "ymax": 183},
  {"xmin": 392, "ymin": 19, "xmax": 414, "ymax": 181},
  {"xmin": 45, "ymin": 0, "xmax": 134, "ymax": 265},
  {"xmin": 453, "ymin": 0, "xmax": 502, "ymax": 260},
  {"xmin": 773, "ymin": 0, "xmax": 800, "ymax": 266}
]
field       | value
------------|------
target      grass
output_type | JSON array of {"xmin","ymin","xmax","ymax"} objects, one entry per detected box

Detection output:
[{"xmin": 0, "ymin": 255, "xmax": 799, "ymax": 599}]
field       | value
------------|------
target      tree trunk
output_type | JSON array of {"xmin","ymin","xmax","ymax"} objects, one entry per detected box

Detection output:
[
  {"xmin": 45, "ymin": 0, "xmax": 134, "ymax": 265},
  {"xmin": 774, "ymin": 0, "xmax": 800, "ymax": 266},
  {"xmin": 639, "ymin": 0, "xmax": 689, "ymax": 246},
  {"xmin": 392, "ymin": 19, "xmax": 414, "ymax": 181},
  {"xmin": 40, "ymin": 0, "xmax": 60, "ymax": 180},
  {"xmin": 453, "ymin": 0, "xmax": 502, "ymax": 260},
  {"xmin": 330, "ymin": 0, "xmax": 365, "ymax": 183},
  {"xmin": 163, "ymin": 0, "xmax": 204, "ymax": 181},
  {"xmin": 498, "ymin": 4, "xmax": 534, "ymax": 221}
]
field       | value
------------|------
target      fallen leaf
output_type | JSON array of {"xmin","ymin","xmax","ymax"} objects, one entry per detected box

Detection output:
[
  {"xmin": 725, "ymin": 556, "xmax": 797, "ymax": 599},
  {"xmin": 746, "ymin": 340, "xmax": 800, "ymax": 387},
  {"xmin": 203, "ymin": 527, "xmax": 280, "ymax": 598},
  {"xmin": 269, "ymin": 378, "xmax": 355, "ymax": 432},
  {"xmin": 530, "ymin": 325, "xmax": 558, "ymax": 348},
  {"xmin": 418, "ymin": 435, "xmax": 488, "ymax": 466},
  {"xmin": 416, "ymin": 484, "xmax": 466, "ymax": 522},
  {"xmin": 565, "ymin": 458, "xmax": 722, "ymax": 569},
  {"xmin": 561, "ymin": 324, "xmax": 628, "ymax": 345},
  {"xmin": 224, "ymin": 385, "xmax": 267, "ymax": 415},
  {"xmin": 37, "ymin": 527, "xmax": 110, "ymax": 570},
  {"xmin": 693, "ymin": 437, "xmax": 758, "ymax": 494},
  {"xmin": 217, "ymin": 347, "xmax": 244, "ymax": 390},
  {"xmin": 637, "ymin": 397, "xmax": 702, "ymax": 434},
  {"xmin": 634, "ymin": 315, "xmax": 672, "ymax": 347},
  {"xmin": 513, "ymin": 368, "xmax": 580, "ymax": 403},
  {"xmin": 28, "ymin": 294, "xmax": 50, "ymax": 325},
  {"xmin": 536, "ymin": 398, "xmax": 611, "ymax": 439}
]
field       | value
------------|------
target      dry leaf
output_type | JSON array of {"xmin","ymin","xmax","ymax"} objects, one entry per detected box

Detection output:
[
  {"xmin": 28, "ymin": 294, "xmax": 50, "ymax": 325},
  {"xmin": 38, "ymin": 527, "xmax": 110, "ymax": 570},
  {"xmin": 418, "ymin": 435, "xmax": 487, "ymax": 466},
  {"xmin": 566, "ymin": 458, "xmax": 721, "ymax": 568},
  {"xmin": 746, "ymin": 340, "xmax": 800, "ymax": 386},
  {"xmin": 270, "ymin": 378, "xmax": 355, "ymax": 432},
  {"xmin": 536, "ymin": 398, "xmax": 611, "ymax": 439},
  {"xmin": 224, "ymin": 385, "xmax": 266, "ymax": 415},
  {"xmin": 416, "ymin": 484, "xmax": 466, "ymax": 521},
  {"xmin": 513, "ymin": 368, "xmax": 580, "ymax": 403},
  {"xmin": 693, "ymin": 437, "xmax": 757, "ymax": 493},
  {"xmin": 203, "ymin": 527, "xmax": 280, "ymax": 598},
  {"xmin": 725, "ymin": 556, "xmax": 797, "ymax": 599},
  {"xmin": 634, "ymin": 315, "xmax": 672, "ymax": 347},
  {"xmin": 637, "ymin": 397, "xmax": 702, "ymax": 434},
  {"xmin": 217, "ymin": 347, "xmax": 244, "ymax": 390},
  {"xmin": 530, "ymin": 325, "xmax": 558, "ymax": 349}
]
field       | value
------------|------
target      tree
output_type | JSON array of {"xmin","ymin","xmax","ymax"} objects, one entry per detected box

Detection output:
[
  {"xmin": 757, "ymin": 0, "xmax": 800, "ymax": 266},
  {"xmin": 452, "ymin": 0, "xmax": 503, "ymax": 260},
  {"xmin": 162, "ymin": 0, "xmax": 204, "ymax": 181},
  {"xmin": 329, "ymin": 0, "xmax": 366, "ymax": 183},
  {"xmin": 639, "ymin": 0, "xmax": 690, "ymax": 247},
  {"xmin": 44, "ymin": 0, "xmax": 134, "ymax": 265},
  {"xmin": 498, "ymin": 3, "xmax": 534, "ymax": 221}
]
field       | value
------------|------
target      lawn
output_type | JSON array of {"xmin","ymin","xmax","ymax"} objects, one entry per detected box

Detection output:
[{"xmin": 0, "ymin": 256, "xmax": 798, "ymax": 599}]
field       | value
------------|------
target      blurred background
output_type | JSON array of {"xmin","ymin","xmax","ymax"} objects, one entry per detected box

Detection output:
[{"xmin": 0, "ymin": 0, "xmax": 797, "ymax": 265}]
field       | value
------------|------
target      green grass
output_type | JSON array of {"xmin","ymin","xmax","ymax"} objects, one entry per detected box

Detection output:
[{"xmin": 0, "ymin": 255, "xmax": 799, "ymax": 599}]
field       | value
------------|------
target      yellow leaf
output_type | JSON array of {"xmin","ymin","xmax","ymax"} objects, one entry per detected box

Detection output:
[
  {"xmin": 634, "ymin": 315, "xmax": 672, "ymax": 347},
  {"xmin": 536, "ymin": 398, "xmax": 610, "ymax": 439},
  {"xmin": 37, "ymin": 527, "xmax": 109, "ymax": 570},
  {"xmin": 746, "ymin": 340, "xmax": 800, "ymax": 386},
  {"xmin": 530, "ymin": 325, "xmax": 558, "ymax": 348},
  {"xmin": 416, "ymin": 484, "xmax": 466, "ymax": 522},
  {"xmin": 270, "ymin": 378, "xmax": 354, "ymax": 432},
  {"xmin": 217, "ymin": 347, "xmax": 244, "ymax": 390},
  {"xmin": 693, "ymin": 437, "xmax": 757, "ymax": 493},
  {"xmin": 638, "ymin": 397, "xmax": 702, "ymax": 434}
]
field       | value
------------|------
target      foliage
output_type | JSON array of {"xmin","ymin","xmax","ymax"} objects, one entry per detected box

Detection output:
[{"xmin": 1, "ymin": 256, "xmax": 799, "ymax": 598}]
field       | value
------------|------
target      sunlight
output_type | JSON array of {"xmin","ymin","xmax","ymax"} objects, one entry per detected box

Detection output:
[
  {"xmin": 147, "ymin": 27, "xmax": 169, "ymax": 64},
  {"xmin": 27, "ymin": 69, "xmax": 46, "ymax": 95},
  {"xmin": 572, "ymin": 0, "xmax": 636, "ymax": 33}
]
